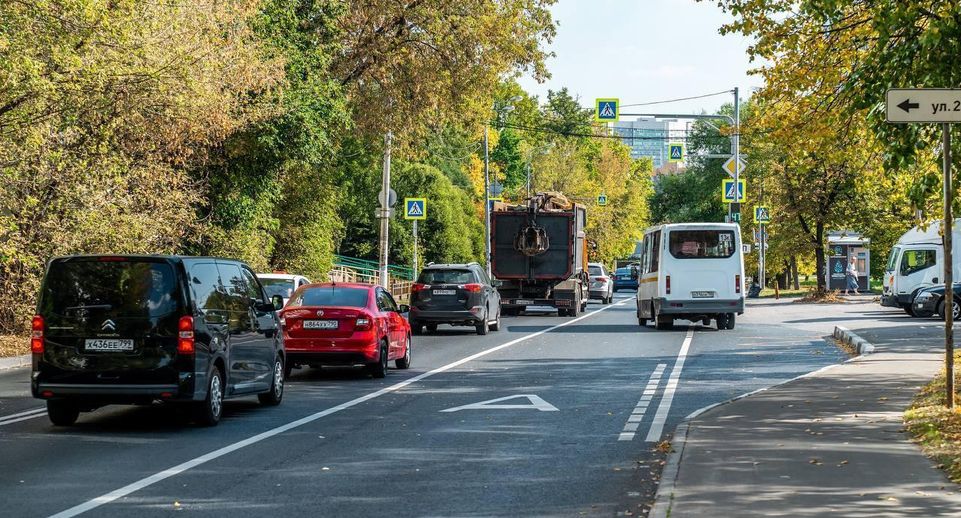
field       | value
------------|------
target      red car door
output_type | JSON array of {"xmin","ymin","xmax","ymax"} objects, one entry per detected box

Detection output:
[{"xmin": 384, "ymin": 291, "xmax": 407, "ymax": 357}]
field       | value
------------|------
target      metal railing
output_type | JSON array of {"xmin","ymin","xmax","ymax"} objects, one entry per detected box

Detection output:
[{"xmin": 328, "ymin": 256, "xmax": 414, "ymax": 303}]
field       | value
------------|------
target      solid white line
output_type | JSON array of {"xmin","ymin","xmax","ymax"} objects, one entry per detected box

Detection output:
[
  {"xmin": 618, "ymin": 363, "xmax": 667, "ymax": 441},
  {"xmin": 0, "ymin": 412, "xmax": 47, "ymax": 427},
  {"xmin": 645, "ymin": 328, "xmax": 695, "ymax": 442},
  {"xmin": 0, "ymin": 407, "xmax": 46, "ymax": 420},
  {"xmin": 48, "ymin": 300, "xmax": 628, "ymax": 518}
]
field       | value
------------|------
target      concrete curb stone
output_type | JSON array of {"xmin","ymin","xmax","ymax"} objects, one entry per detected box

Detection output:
[
  {"xmin": 0, "ymin": 354, "xmax": 30, "ymax": 371},
  {"xmin": 833, "ymin": 325, "xmax": 876, "ymax": 354}
]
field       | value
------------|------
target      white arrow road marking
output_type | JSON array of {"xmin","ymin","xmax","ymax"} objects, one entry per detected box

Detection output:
[
  {"xmin": 48, "ymin": 299, "xmax": 628, "ymax": 518},
  {"xmin": 0, "ymin": 407, "xmax": 47, "ymax": 427},
  {"xmin": 618, "ymin": 363, "xmax": 667, "ymax": 441},
  {"xmin": 440, "ymin": 394, "xmax": 558, "ymax": 413},
  {"xmin": 645, "ymin": 327, "xmax": 694, "ymax": 442}
]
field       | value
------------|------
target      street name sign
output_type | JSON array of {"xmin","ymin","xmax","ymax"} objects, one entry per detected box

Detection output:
[
  {"xmin": 595, "ymin": 98, "xmax": 619, "ymax": 122},
  {"xmin": 668, "ymin": 143, "xmax": 684, "ymax": 163},
  {"xmin": 721, "ymin": 179, "xmax": 746, "ymax": 203},
  {"xmin": 722, "ymin": 156, "xmax": 747, "ymax": 177},
  {"xmin": 597, "ymin": 194, "xmax": 608, "ymax": 206},
  {"xmin": 754, "ymin": 206, "xmax": 771, "ymax": 223},
  {"xmin": 404, "ymin": 198, "xmax": 427, "ymax": 220},
  {"xmin": 886, "ymin": 89, "xmax": 961, "ymax": 123}
]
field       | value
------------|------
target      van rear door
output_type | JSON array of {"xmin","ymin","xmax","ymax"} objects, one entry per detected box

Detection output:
[
  {"xmin": 37, "ymin": 257, "xmax": 185, "ymax": 386},
  {"xmin": 664, "ymin": 228, "xmax": 742, "ymax": 300}
]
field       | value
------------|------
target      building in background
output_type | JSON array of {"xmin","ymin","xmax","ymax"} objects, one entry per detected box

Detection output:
[{"xmin": 611, "ymin": 119, "xmax": 684, "ymax": 170}]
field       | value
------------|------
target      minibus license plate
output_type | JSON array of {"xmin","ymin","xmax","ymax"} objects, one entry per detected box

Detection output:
[
  {"xmin": 433, "ymin": 289, "xmax": 456, "ymax": 296},
  {"xmin": 84, "ymin": 339, "xmax": 134, "ymax": 351},
  {"xmin": 514, "ymin": 299, "xmax": 533, "ymax": 305},
  {"xmin": 304, "ymin": 319, "xmax": 339, "ymax": 330},
  {"xmin": 691, "ymin": 291, "xmax": 715, "ymax": 298}
]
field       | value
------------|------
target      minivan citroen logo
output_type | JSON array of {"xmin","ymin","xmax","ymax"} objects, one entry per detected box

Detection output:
[{"xmin": 101, "ymin": 319, "xmax": 116, "ymax": 332}]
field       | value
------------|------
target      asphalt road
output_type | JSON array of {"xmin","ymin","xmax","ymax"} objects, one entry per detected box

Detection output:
[{"xmin": 0, "ymin": 294, "xmax": 849, "ymax": 517}]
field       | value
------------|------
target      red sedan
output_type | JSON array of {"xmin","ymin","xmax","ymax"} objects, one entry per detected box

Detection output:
[{"xmin": 279, "ymin": 283, "xmax": 411, "ymax": 378}]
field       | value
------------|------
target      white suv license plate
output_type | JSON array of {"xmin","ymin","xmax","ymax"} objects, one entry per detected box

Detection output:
[
  {"xmin": 304, "ymin": 319, "xmax": 339, "ymax": 330},
  {"xmin": 691, "ymin": 291, "xmax": 716, "ymax": 299},
  {"xmin": 84, "ymin": 339, "xmax": 134, "ymax": 351},
  {"xmin": 433, "ymin": 289, "xmax": 456, "ymax": 296}
]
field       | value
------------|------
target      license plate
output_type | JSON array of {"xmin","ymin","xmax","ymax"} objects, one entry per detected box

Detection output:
[
  {"xmin": 433, "ymin": 289, "xmax": 456, "ymax": 296},
  {"xmin": 84, "ymin": 339, "xmax": 134, "ymax": 351},
  {"xmin": 514, "ymin": 299, "xmax": 534, "ymax": 305},
  {"xmin": 303, "ymin": 319, "xmax": 339, "ymax": 330},
  {"xmin": 691, "ymin": 291, "xmax": 716, "ymax": 298}
]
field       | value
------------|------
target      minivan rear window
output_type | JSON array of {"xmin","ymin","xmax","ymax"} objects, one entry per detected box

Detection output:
[
  {"xmin": 669, "ymin": 230, "xmax": 736, "ymax": 259},
  {"xmin": 41, "ymin": 260, "xmax": 181, "ymax": 318},
  {"xmin": 261, "ymin": 278, "xmax": 296, "ymax": 299},
  {"xmin": 289, "ymin": 287, "xmax": 370, "ymax": 308},
  {"xmin": 417, "ymin": 269, "xmax": 475, "ymax": 284}
]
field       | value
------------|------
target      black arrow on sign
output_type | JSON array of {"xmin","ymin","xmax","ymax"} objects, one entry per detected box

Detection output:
[{"xmin": 898, "ymin": 99, "xmax": 920, "ymax": 113}]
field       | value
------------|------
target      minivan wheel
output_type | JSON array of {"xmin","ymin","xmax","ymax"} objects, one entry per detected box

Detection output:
[
  {"xmin": 258, "ymin": 357, "xmax": 284, "ymax": 406},
  {"xmin": 194, "ymin": 369, "xmax": 224, "ymax": 426},
  {"xmin": 725, "ymin": 313, "xmax": 737, "ymax": 330},
  {"xmin": 410, "ymin": 318, "xmax": 424, "ymax": 336},
  {"xmin": 396, "ymin": 336, "xmax": 412, "ymax": 369},
  {"xmin": 490, "ymin": 311, "xmax": 501, "ymax": 332},
  {"xmin": 476, "ymin": 318, "xmax": 489, "ymax": 335},
  {"xmin": 47, "ymin": 400, "xmax": 80, "ymax": 426},
  {"xmin": 367, "ymin": 342, "xmax": 388, "ymax": 379},
  {"xmin": 426, "ymin": 323, "xmax": 438, "ymax": 334}
]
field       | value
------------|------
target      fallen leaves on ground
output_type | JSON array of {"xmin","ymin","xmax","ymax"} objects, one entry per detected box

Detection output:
[
  {"xmin": 655, "ymin": 440, "xmax": 673, "ymax": 454},
  {"xmin": 0, "ymin": 335, "xmax": 27, "ymax": 358},
  {"xmin": 904, "ymin": 353, "xmax": 961, "ymax": 485}
]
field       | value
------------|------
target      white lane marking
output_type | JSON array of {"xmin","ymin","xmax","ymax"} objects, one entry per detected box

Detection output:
[
  {"xmin": 49, "ymin": 299, "xmax": 628, "ymax": 518},
  {"xmin": 0, "ymin": 407, "xmax": 46, "ymax": 426},
  {"xmin": 645, "ymin": 327, "xmax": 695, "ymax": 442},
  {"xmin": 440, "ymin": 394, "xmax": 558, "ymax": 412},
  {"xmin": 618, "ymin": 363, "xmax": 666, "ymax": 441}
]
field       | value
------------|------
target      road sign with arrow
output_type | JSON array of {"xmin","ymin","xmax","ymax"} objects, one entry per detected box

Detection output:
[{"xmin": 887, "ymin": 89, "xmax": 961, "ymax": 123}]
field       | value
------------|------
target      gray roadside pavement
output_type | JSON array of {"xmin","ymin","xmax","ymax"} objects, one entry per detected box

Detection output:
[{"xmin": 657, "ymin": 300, "xmax": 961, "ymax": 517}]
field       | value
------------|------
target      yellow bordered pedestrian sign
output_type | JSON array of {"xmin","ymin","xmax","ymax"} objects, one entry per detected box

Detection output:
[
  {"xmin": 721, "ymin": 179, "xmax": 746, "ymax": 203},
  {"xmin": 754, "ymin": 206, "xmax": 771, "ymax": 224},
  {"xmin": 404, "ymin": 198, "xmax": 427, "ymax": 220},
  {"xmin": 668, "ymin": 143, "xmax": 684, "ymax": 163},
  {"xmin": 597, "ymin": 194, "xmax": 608, "ymax": 206},
  {"xmin": 595, "ymin": 98, "xmax": 619, "ymax": 122}
]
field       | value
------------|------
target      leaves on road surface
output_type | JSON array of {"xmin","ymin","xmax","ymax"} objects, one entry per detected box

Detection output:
[{"xmin": 655, "ymin": 440, "xmax": 673, "ymax": 454}]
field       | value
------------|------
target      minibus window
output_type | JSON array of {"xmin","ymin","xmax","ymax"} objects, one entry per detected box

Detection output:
[
  {"xmin": 900, "ymin": 249, "xmax": 936, "ymax": 275},
  {"xmin": 668, "ymin": 230, "xmax": 736, "ymax": 259},
  {"xmin": 885, "ymin": 247, "xmax": 900, "ymax": 272},
  {"xmin": 650, "ymin": 231, "xmax": 661, "ymax": 272}
]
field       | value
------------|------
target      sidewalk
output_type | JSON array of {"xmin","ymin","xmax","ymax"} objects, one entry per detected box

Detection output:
[{"xmin": 657, "ymin": 322, "xmax": 961, "ymax": 517}]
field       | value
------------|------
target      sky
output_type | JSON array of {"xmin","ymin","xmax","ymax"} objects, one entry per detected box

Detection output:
[{"xmin": 517, "ymin": 0, "xmax": 762, "ymax": 116}]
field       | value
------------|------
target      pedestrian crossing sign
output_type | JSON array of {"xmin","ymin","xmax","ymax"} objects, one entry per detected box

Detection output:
[
  {"xmin": 721, "ymin": 179, "xmax": 746, "ymax": 203},
  {"xmin": 597, "ymin": 194, "xmax": 608, "ymax": 206},
  {"xmin": 668, "ymin": 143, "xmax": 684, "ymax": 163},
  {"xmin": 754, "ymin": 206, "xmax": 771, "ymax": 223},
  {"xmin": 595, "ymin": 98, "xmax": 619, "ymax": 122},
  {"xmin": 404, "ymin": 198, "xmax": 427, "ymax": 220}
]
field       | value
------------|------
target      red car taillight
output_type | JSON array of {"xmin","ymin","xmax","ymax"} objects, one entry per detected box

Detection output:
[
  {"xmin": 177, "ymin": 316, "xmax": 195, "ymax": 355},
  {"xmin": 31, "ymin": 315, "xmax": 44, "ymax": 354},
  {"xmin": 735, "ymin": 274, "xmax": 741, "ymax": 294},
  {"xmin": 356, "ymin": 315, "xmax": 373, "ymax": 330},
  {"xmin": 597, "ymin": 276, "xmax": 609, "ymax": 283},
  {"xmin": 666, "ymin": 275, "xmax": 671, "ymax": 295},
  {"xmin": 463, "ymin": 283, "xmax": 483, "ymax": 293},
  {"xmin": 412, "ymin": 283, "xmax": 430, "ymax": 293}
]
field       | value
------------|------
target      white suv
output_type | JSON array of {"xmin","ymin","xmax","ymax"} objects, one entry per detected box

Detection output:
[{"xmin": 257, "ymin": 273, "xmax": 311, "ymax": 307}]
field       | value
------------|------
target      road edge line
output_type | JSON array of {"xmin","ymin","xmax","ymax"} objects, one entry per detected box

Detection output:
[
  {"xmin": 48, "ymin": 300, "xmax": 627, "ymax": 518},
  {"xmin": 648, "ymin": 338, "xmax": 859, "ymax": 518}
]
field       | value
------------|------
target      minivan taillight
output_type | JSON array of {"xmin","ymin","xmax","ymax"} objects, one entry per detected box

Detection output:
[
  {"xmin": 666, "ymin": 276, "xmax": 671, "ymax": 295},
  {"xmin": 412, "ymin": 283, "xmax": 430, "ymax": 293},
  {"xmin": 177, "ymin": 316, "xmax": 195, "ymax": 355},
  {"xmin": 463, "ymin": 283, "xmax": 483, "ymax": 293},
  {"xmin": 735, "ymin": 274, "xmax": 741, "ymax": 294},
  {"xmin": 31, "ymin": 315, "xmax": 44, "ymax": 354},
  {"xmin": 356, "ymin": 315, "xmax": 372, "ymax": 330}
]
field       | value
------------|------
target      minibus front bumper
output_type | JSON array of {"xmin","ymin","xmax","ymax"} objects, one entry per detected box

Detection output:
[{"xmin": 654, "ymin": 297, "xmax": 744, "ymax": 316}]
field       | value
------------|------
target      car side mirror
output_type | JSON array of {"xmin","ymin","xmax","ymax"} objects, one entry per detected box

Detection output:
[
  {"xmin": 492, "ymin": 280, "xmax": 503, "ymax": 287},
  {"xmin": 630, "ymin": 270, "xmax": 639, "ymax": 280},
  {"xmin": 398, "ymin": 304, "xmax": 410, "ymax": 314},
  {"xmin": 271, "ymin": 295, "xmax": 284, "ymax": 311}
]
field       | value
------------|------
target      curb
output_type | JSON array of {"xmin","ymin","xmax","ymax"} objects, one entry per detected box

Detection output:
[
  {"xmin": 833, "ymin": 325, "xmax": 876, "ymax": 354},
  {"xmin": 0, "ymin": 354, "xmax": 30, "ymax": 371},
  {"xmin": 648, "ymin": 338, "xmax": 866, "ymax": 518}
]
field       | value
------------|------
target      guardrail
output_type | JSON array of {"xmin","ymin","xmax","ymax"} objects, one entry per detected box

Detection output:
[{"xmin": 328, "ymin": 260, "xmax": 413, "ymax": 303}]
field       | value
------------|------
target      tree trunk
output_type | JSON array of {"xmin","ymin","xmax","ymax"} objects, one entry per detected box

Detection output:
[
  {"xmin": 814, "ymin": 221, "xmax": 826, "ymax": 293},
  {"xmin": 791, "ymin": 256, "xmax": 800, "ymax": 290}
]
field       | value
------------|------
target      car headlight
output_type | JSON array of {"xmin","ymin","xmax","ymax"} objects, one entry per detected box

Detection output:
[{"xmin": 916, "ymin": 292, "xmax": 934, "ymax": 302}]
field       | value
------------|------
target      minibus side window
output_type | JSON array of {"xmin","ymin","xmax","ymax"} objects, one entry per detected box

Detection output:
[
  {"xmin": 900, "ymin": 249, "xmax": 936, "ymax": 276},
  {"xmin": 650, "ymin": 231, "xmax": 661, "ymax": 272}
]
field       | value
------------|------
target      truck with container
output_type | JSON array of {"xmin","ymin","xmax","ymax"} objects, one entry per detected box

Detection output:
[{"xmin": 490, "ymin": 192, "xmax": 589, "ymax": 316}]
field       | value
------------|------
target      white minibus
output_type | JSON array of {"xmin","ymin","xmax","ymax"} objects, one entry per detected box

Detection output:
[{"xmin": 635, "ymin": 223, "xmax": 745, "ymax": 330}]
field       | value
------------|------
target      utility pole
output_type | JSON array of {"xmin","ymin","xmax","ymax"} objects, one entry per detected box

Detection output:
[
  {"xmin": 732, "ymin": 87, "xmax": 740, "ymax": 221},
  {"xmin": 526, "ymin": 162, "xmax": 532, "ymax": 198},
  {"xmin": 378, "ymin": 132, "xmax": 392, "ymax": 288},
  {"xmin": 483, "ymin": 124, "xmax": 492, "ymax": 277}
]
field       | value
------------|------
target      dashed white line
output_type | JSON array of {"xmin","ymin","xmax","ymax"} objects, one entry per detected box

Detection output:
[
  {"xmin": 645, "ymin": 327, "xmax": 695, "ymax": 442},
  {"xmin": 618, "ymin": 363, "xmax": 666, "ymax": 441},
  {"xmin": 0, "ymin": 407, "xmax": 46, "ymax": 426},
  {"xmin": 48, "ymin": 299, "xmax": 629, "ymax": 518}
]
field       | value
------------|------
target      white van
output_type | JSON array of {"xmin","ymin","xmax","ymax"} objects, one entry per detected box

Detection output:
[
  {"xmin": 882, "ymin": 220, "xmax": 961, "ymax": 316},
  {"xmin": 635, "ymin": 223, "xmax": 745, "ymax": 330}
]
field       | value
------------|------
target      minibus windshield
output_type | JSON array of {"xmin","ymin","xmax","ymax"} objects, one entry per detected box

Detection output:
[{"xmin": 669, "ymin": 230, "xmax": 736, "ymax": 259}]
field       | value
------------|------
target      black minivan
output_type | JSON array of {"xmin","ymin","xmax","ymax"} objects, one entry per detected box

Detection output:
[{"xmin": 31, "ymin": 255, "xmax": 285, "ymax": 426}]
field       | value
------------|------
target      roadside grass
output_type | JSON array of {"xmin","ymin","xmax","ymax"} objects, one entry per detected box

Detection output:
[
  {"xmin": 758, "ymin": 287, "xmax": 811, "ymax": 298},
  {"xmin": 904, "ymin": 355, "xmax": 961, "ymax": 484},
  {"xmin": 0, "ymin": 335, "xmax": 28, "ymax": 357}
]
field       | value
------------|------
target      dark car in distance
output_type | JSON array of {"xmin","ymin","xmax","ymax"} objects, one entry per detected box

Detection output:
[
  {"xmin": 913, "ymin": 283, "xmax": 961, "ymax": 320},
  {"xmin": 409, "ymin": 263, "xmax": 502, "ymax": 335},
  {"xmin": 31, "ymin": 255, "xmax": 285, "ymax": 427},
  {"xmin": 613, "ymin": 266, "xmax": 639, "ymax": 292}
]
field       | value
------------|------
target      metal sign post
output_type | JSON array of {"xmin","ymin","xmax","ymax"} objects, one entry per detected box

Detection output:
[
  {"xmin": 888, "ymin": 88, "xmax": 958, "ymax": 408},
  {"xmin": 404, "ymin": 198, "xmax": 427, "ymax": 279},
  {"xmin": 378, "ymin": 132, "xmax": 393, "ymax": 289}
]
